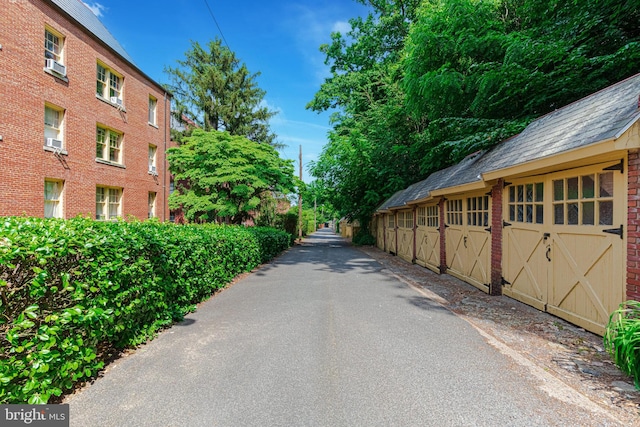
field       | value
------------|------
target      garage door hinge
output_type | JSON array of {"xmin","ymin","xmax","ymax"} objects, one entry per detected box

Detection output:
[
  {"xmin": 503, "ymin": 181, "xmax": 512, "ymax": 187},
  {"xmin": 503, "ymin": 220, "xmax": 512, "ymax": 227},
  {"xmin": 603, "ymin": 159, "xmax": 624, "ymax": 174},
  {"xmin": 501, "ymin": 277, "xmax": 511, "ymax": 286},
  {"xmin": 484, "ymin": 226, "xmax": 492, "ymax": 233},
  {"xmin": 603, "ymin": 224, "xmax": 624, "ymax": 239}
]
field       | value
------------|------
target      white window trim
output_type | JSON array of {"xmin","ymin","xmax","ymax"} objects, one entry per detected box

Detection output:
[
  {"xmin": 44, "ymin": 103, "xmax": 66, "ymax": 153},
  {"xmin": 44, "ymin": 27, "xmax": 68, "ymax": 81},
  {"xmin": 148, "ymin": 96, "xmax": 157, "ymax": 126},
  {"xmin": 44, "ymin": 179, "xmax": 64, "ymax": 218},
  {"xmin": 96, "ymin": 186, "xmax": 122, "ymax": 221},
  {"xmin": 96, "ymin": 125, "xmax": 124, "ymax": 166},
  {"xmin": 96, "ymin": 62, "xmax": 125, "ymax": 110}
]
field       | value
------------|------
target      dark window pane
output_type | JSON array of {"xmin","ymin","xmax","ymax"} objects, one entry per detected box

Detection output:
[
  {"xmin": 599, "ymin": 201, "xmax": 613, "ymax": 225},
  {"xmin": 553, "ymin": 180, "xmax": 564, "ymax": 201},
  {"xmin": 526, "ymin": 205, "xmax": 533, "ymax": 223},
  {"xmin": 582, "ymin": 175, "xmax": 595, "ymax": 199},
  {"xmin": 582, "ymin": 201, "xmax": 594, "ymax": 225},
  {"xmin": 554, "ymin": 204, "xmax": 564, "ymax": 224},
  {"xmin": 509, "ymin": 187, "xmax": 515, "ymax": 203},
  {"xmin": 567, "ymin": 177, "xmax": 578, "ymax": 200},
  {"xmin": 517, "ymin": 205, "xmax": 524, "ymax": 222},
  {"xmin": 535, "ymin": 183, "xmax": 544, "ymax": 202},
  {"xmin": 483, "ymin": 212, "xmax": 489, "ymax": 227},
  {"xmin": 526, "ymin": 184, "xmax": 533, "ymax": 202},
  {"xmin": 599, "ymin": 172, "xmax": 613, "ymax": 197},
  {"xmin": 517, "ymin": 185, "xmax": 524, "ymax": 202},
  {"xmin": 535, "ymin": 205, "xmax": 544, "ymax": 224},
  {"xmin": 568, "ymin": 202, "xmax": 578, "ymax": 224},
  {"xmin": 509, "ymin": 205, "xmax": 515, "ymax": 221}
]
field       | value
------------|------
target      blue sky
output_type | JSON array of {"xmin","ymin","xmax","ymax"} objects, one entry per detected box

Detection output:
[{"xmin": 81, "ymin": 0, "xmax": 371, "ymax": 182}]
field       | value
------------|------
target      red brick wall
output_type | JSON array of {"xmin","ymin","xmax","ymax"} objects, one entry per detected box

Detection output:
[
  {"xmin": 0, "ymin": 0, "xmax": 172, "ymax": 220},
  {"xmin": 627, "ymin": 150, "xmax": 640, "ymax": 301},
  {"xmin": 490, "ymin": 179, "xmax": 504, "ymax": 296}
]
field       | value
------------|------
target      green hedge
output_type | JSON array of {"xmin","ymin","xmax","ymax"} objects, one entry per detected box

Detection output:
[{"xmin": 0, "ymin": 217, "xmax": 290, "ymax": 404}]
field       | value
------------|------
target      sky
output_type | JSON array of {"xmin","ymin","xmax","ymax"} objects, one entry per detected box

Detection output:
[{"xmin": 81, "ymin": 0, "xmax": 372, "ymax": 182}]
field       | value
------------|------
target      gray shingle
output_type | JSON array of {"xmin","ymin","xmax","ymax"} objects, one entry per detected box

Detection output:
[
  {"xmin": 51, "ymin": 0, "xmax": 137, "ymax": 66},
  {"xmin": 375, "ymin": 73, "xmax": 640, "ymax": 213}
]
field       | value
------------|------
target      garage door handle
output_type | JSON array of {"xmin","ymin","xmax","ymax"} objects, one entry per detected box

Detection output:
[
  {"xmin": 463, "ymin": 236, "xmax": 468, "ymax": 248},
  {"xmin": 546, "ymin": 247, "xmax": 551, "ymax": 262}
]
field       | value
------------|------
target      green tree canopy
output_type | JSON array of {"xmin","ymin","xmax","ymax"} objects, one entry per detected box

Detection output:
[
  {"xmin": 165, "ymin": 39, "xmax": 279, "ymax": 146},
  {"xmin": 309, "ymin": 0, "xmax": 640, "ymax": 224},
  {"xmin": 167, "ymin": 129, "xmax": 296, "ymax": 224}
]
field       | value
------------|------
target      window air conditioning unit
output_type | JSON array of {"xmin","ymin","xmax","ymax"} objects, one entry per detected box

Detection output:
[
  {"xmin": 45, "ymin": 58, "xmax": 66, "ymax": 77},
  {"xmin": 149, "ymin": 165, "xmax": 157, "ymax": 174},
  {"xmin": 110, "ymin": 96, "xmax": 123, "ymax": 106},
  {"xmin": 46, "ymin": 137, "xmax": 63, "ymax": 149}
]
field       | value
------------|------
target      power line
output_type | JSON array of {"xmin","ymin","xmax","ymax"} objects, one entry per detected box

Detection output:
[{"xmin": 203, "ymin": 0, "xmax": 230, "ymax": 49}]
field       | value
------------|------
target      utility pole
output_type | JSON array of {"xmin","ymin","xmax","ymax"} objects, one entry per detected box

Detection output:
[
  {"xmin": 314, "ymin": 197, "xmax": 317, "ymax": 231},
  {"xmin": 298, "ymin": 145, "xmax": 302, "ymax": 243}
]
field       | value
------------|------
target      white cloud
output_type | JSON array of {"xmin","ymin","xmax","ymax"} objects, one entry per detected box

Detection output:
[
  {"xmin": 332, "ymin": 21, "xmax": 351, "ymax": 34},
  {"xmin": 82, "ymin": 1, "xmax": 106, "ymax": 17}
]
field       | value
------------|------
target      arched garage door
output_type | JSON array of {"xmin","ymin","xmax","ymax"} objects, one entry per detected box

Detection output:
[{"xmin": 502, "ymin": 162, "xmax": 626, "ymax": 335}]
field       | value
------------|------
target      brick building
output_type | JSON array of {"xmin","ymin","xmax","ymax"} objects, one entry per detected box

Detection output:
[{"xmin": 0, "ymin": 0, "xmax": 172, "ymax": 220}]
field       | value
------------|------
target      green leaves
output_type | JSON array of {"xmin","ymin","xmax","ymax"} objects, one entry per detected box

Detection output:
[
  {"xmin": 0, "ymin": 217, "xmax": 290, "ymax": 403},
  {"xmin": 167, "ymin": 129, "xmax": 295, "ymax": 224},
  {"xmin": 604, "ymin": 300, "xmax": 640, "ymax": 389}
]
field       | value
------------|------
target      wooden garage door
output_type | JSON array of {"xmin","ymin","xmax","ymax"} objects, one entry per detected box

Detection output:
[
  {"xmin": 445, "ymin": 194, "xmax": 491, "ymax": 293},
  {"xmin": 415, "ymin": 205, "xmax": 440, "ymax": 273},
  {"xmin": 502, "ymin": 164, "xmax": 626, "ymax": 335},
  {"xmin": 376, "ymin": 216, "xmax": 385, "ymax": 250},
  {"xmin": 396, "ymin": 210, "xmax": 414, "ymax": 262},
  {"xmin": 385, "ymin": 213, "xmax": 397, "ymax": 254}
]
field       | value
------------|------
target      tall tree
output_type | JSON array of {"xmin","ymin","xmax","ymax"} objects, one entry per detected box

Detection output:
[
  {"xmin": 165, "ymin": 39, "xmax": 279, "ymax": 146},
  {"xmin": 167, "ymin": 129, "xmax": 295, "ymax": 224}
]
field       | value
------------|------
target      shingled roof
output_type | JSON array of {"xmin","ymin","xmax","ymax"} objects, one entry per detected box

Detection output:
[
  {"xmin": 376, "ymin": 73, "xmax": 640, "ymax": 213},
  {"xmin": 50, "ymin": 0, "xmax": 165, "ymax": 91}
]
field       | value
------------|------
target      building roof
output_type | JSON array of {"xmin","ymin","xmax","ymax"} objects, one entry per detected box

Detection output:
[
  {"xmin": 50, "ymin": 0, "xmax": 167, "ymax": 92},
  {"xmin": 375, "ymin": 73, "xmax": 640, "ymax": 213}
]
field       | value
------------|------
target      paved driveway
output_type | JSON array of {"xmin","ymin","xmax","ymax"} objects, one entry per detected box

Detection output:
[{"xmin": 66, "ymin": 229, "xmax": 625, "ymax": 426}]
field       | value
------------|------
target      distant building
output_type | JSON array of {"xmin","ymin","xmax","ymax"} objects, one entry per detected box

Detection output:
[{"xmin": 0, "ymin": 0, "xmax": 172, "ymax": 220}]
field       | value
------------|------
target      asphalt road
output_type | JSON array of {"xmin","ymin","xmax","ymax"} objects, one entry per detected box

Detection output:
[{"xmin": 66, "ymin": 229, "xmax": 620, "ymax": 426}]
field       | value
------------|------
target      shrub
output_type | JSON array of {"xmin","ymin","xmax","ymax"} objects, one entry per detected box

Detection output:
[
  {"xmin": 0, "ymin": 217, "xmax": 289, "ymax": 403},
  {"xmin": 352, "ymin": 229, "xmax": 376, "ymax": 246},
  {"xmin": 604, "ymin": 300, "xmax": 640, "ymax": 389}
]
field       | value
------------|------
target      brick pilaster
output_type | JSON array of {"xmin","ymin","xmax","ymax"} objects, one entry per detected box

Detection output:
[
  {"xmin": 490, "ymin": 179, "xmax": 504, "ymax": 296},
  {"xmin": 628, "ymin": 151, "xmax": 640, "ymax": 301}
]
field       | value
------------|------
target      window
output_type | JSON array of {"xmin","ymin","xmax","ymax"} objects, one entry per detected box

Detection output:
[
  {"xmin": 404, "ymin": 211, "xmax": 414, "ymax": 229},
  {"xmin": 467, "ymin": 196, "xmax": 489, "ymax": 227},
  {"xmin": 44, "ymin": 28, "xmax": 66, "ymax": 77},
  {"xmin": 426, "ymin": 205, "xmax": 439, "ymax": 227},
  {"xmin": 148, "ymin": 145, "xmax": 157, "ymax": 174},
  {"xmin": 97, "ymin": 63, "xmax": 123, "ymax": 104},
  {"xmin": 387, "ymin": 214, "xmax": 395, "ymax": 228},
  {"xmin": 96, "ymin": 126, "xmax": 122, "ymax": 163},
  {"xmin": 397, "ymin": 212, "xmax": 405, "ymax": 228},
  {"xmin": 96, "ymin": 186, "xmax": 122, "ymax": 220},
  {"xmin": 44, "ymin": 180, "xmax": 63, "ymax": 218},
  {"xmin": 148, "ymin": 192, "xmax": 156, "ymax": 218},
  {"xmin": 44, "ymin": 104, "xmax": 64, "ymax": 148},
  {"xmin": 417, "ymin": 207, "xmax": 426, "ymax": 226},
  {"xmin": 169, "ymin": 181, "xmax": 175, "ymax": 194},
  {"xmin": 552, "ymin": 172, "xmax": 613, "ymax": 226},
  {"xmin": 446, "ymin": 199, "xmax": 463, "ymax": 225},
  {"xmin": 148, "ymin": 96, "xmax": 157, "ymax": 125},
  {"xmin": 509, "ymin": 183, "xmax": 544, "ymax": 224}
]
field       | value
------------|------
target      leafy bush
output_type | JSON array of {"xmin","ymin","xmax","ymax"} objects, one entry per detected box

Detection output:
[
  {"xmin": 352, "ymin": 229, "xmax": 376, "ymax": 246},
  {"xmin": 0, "ymin": 217, "xmax": 289, "ymax": 404},
  {"xmin": 604, "ymin": 300, "xmax": 640, "ymax": 389}
]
